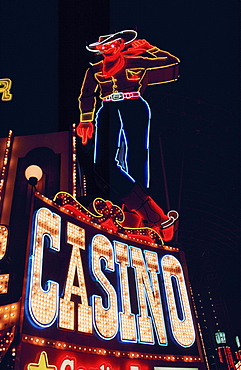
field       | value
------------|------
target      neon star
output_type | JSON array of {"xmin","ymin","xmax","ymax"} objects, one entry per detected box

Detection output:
[{"xmin": 28, "ymin": 351, "xmax": 57, "ymax": 370}]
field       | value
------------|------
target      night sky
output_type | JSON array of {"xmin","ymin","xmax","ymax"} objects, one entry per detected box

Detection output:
[{"xmin": 1, "ymin": 0, "xmax": 240, "ymax": 352}]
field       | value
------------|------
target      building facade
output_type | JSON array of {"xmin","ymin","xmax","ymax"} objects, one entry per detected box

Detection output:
[{"xmin": 0, "ymin": 128, "xmax": 209, "ymax": 370}]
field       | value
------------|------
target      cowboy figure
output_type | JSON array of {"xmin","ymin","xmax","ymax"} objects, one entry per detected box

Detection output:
[{"xmin": 77, "ymin": 30, "xmax": 180, "ymax": 241}]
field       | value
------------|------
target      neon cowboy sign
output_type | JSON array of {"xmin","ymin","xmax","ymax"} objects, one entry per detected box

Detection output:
[{"xmin": 24, "ymin": 197, "xmax": 196, "ymax": 353}]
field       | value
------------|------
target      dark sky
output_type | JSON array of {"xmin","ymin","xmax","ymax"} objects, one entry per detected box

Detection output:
[
  {"xmin": 1, "ymin": 0, "xmax": 240, "ymax": 136},
  {"xmin": 109, "ymin": 0, "xmax": 240, "ymax": 111},
  {"xmin": 1, "ymin": 0, "xmax": 240, "ymax": 353}
]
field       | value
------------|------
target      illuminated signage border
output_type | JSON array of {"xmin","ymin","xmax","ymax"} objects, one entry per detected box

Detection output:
[
  {"xmin": 20, "ymin": 343, "xmax": 203, "ymax": 370},
  {"xmin": 24, "ymin": 195, "xmax": 198, "ymax": 357}
]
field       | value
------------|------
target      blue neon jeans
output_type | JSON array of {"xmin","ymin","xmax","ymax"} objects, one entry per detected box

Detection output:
[{"xmin": 93, "ymin": 97, "xmax": 151, "ymax": 197}]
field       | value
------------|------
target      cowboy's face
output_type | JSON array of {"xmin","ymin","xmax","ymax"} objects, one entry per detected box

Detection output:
[{"xmin": 96, "ymin": 38, "xmax": 125, "ymax": 57}]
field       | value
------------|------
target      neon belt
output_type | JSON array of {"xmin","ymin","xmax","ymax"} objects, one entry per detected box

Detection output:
[{"xmin": 103, "ymin": 91, "xmax": 140, "ymax": 102}]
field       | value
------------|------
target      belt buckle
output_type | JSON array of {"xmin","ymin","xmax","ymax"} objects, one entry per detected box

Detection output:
[{"xmin": 112, "ymin": 92, "xmax": 124, "ymax": 101}]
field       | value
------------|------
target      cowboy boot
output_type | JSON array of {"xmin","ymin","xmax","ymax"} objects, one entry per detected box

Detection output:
[
  {"xmin": 121, "ymin": 183, "xmax": 178, "ymax": 241},
  {"xmin": 121, "ymin": 206, "xmax": 143, "ymax": 228}
]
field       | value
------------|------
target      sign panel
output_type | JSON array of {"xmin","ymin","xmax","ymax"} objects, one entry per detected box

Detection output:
[{"xmin": 19, "ymin": 194, "xmax": 205, "ymax": 369}]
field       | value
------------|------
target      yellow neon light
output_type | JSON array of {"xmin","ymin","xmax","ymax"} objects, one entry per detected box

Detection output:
[
  {"xmin": 59, "ymin": 222, "xmax": 92, "ymax": 333},
  {"xmin": 148, "ymin": 77, "xmax": 179, "ymax": 86},
  {"xmin": 0, "ymin": 302, "xmax": 20, "ymax": 330},
  {"xmin": 72, "ymin": 124, "xmax": 77, "ymax": 198},
  {"xmin": 0, "ymin": 130, "xmax": 13, "ymax": 212},
  {"xmin": 94, "ymin": 71, "xmax": 112, "ymax": 83},
  {"xmin": 0, "ymin": 79, "xmax": 12, "ymax": 101},
  {"xmin": 0, "ymin": 274, "xmax": 9, "ymax": 295},
  {"xmin": 147, "ymin": 47, "xmax": 181, "ymax": 63},
  {"xmin": 125, "ymin": 68, "xmax": 146, "ymax": 82},
  {"xmin": 79, "ymin": 45, "xmax": 180, "ymax": 118},
  {"xmin": 54, "ymin": 192, "xmax": 164, "ymax": 245},
  {"xmin": 27, "ymin": 351, "xmax": 57, "ymax": 370},
  {"xmin": 0, "ymin": 226, "xmax": 9, "ymax": 295},
  {"xmin": 78, "ymin": 68, "xmax": 97, "ymax": 122},
  {"xmin": 0, "ymin": 225, "xmax": 8, "ymax": 260},
  {"xmin": 23, "ymin": 334, "xmax": 202, "ymax": 362},
  {"xmin": 148, "ymin": 62, "xmax": 179, "ymax": 70}
]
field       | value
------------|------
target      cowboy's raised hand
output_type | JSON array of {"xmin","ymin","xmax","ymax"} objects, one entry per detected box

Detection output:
[
  {"xmin": 76, "ymin": 122, "xmax": 94, "ymax": 145},
  {"xmin": 131, "ymin": 39, "xmax": 154, "ymax": 51}
]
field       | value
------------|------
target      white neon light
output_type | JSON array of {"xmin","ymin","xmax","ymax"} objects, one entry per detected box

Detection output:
[
  {"xmin": 144, "ymin": 249, "xmax": 167, "ymax": 345},
  {"xmin": 142, "ymin": 97, "xmax": 151, "ymax": 188},
  {"xmin": 28, "ymin": 208, "xmax": 60, "ymax": 328},
  {"xmin": 60, "ymin": 359, "xmax": 74, "ymax": 370},
  {"xmin": 115, "ymin": 110, "xmax": 135, "ymax": 183},
  {"xmin": 114, "ymin": 241, "xmax": 137, "ymax": 342},
  {"xmin": 91, "ymin": 234, "xmax": 118, "ymax": 340},
  {"xmin": 161, "ymin": 254, "xmax": 196, "ymax": 347},
  {"xmin": 93, "ymin": 102, "xmax": 103, "ymax": 164},
  {"xmin": 94, "ymin": 99, "xmax": 151, "ymax": 188},
  {"xmin": 59, "ymin": 222, "xmax": 92, "ymax": 333},
  {"xmin": 26, "ymin": 208, "xmax": 195, "ymax": 349},
  {"xmin": 130, "ymin": 246, "xmax": 167, "ymax": 345}
]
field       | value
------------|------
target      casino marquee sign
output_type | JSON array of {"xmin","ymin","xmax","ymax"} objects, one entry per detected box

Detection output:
[{"xmin": 8, "ymin": 193, "xmax": 206, "ymax": 370}]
